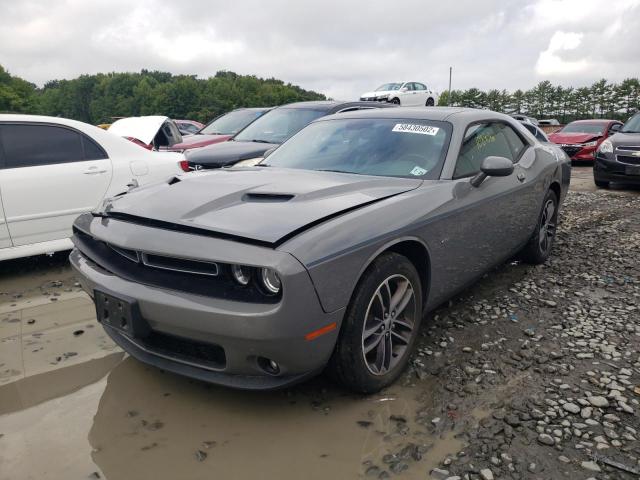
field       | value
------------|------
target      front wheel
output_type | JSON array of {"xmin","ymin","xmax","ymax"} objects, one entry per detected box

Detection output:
[
  {"xmin": 519, "ymin": 190, "xmax": 559, "ymax": 265},
  {"xmin": 390, "ymin": 97, "xmax": 401, "ymax": 105},
  {"xmin": 328, "ymin": 252, "xmax": 423, "ymax": 393}
]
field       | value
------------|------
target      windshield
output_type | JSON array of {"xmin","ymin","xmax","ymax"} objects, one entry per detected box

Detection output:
[
  {"xmin": 621, "ymin": 113, "xmax": 640, "ymax": 133},
  {"xmin": 234, "ymin": 108, "xmax": 326, "ymax": 144},
  {"xmin": 376, "ymin": 83, "xmax": 402, "ymax": 91},
  {"xmin": 263, "ymin": 118, "xmax": 451, "ymax": 179},
  {"xmin": 200, "ymin": 109, "xmax": 266, "ymax": 135},
  {"xmin": 560, "ymin": 123, "xmax": 605, "ymax": 135}
]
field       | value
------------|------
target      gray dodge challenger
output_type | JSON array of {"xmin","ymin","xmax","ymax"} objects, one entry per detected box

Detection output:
[{"xmin": 70, "ymin": 107, "xmax": 570, "ymax": 393}]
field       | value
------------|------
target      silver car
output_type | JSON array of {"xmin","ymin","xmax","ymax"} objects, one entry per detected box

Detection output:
[{"xmin": 70, "ymin": 108, "xmax": 570, "ymax": 393}]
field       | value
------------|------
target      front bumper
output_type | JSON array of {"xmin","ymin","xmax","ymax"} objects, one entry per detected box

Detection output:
[
  {"xmin": 69, "ymin": 218, "xmax": 344, "ymax": 390},
  {"xmin": 594, "ymin": 156, "xmax": 640, "ymax": 185},
  {"xmin": 560, "ymin": 145, "xmax": 596, "ymax": 161}
]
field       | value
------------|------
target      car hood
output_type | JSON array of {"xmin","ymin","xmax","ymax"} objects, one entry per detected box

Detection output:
[
  {"xmin": 108, "ymin": 116, "xmax": 167, "ymax": 145},
  {"xmin": 609, "ymin": 132, "xmax": 640, "ymax": 146},
  {"xmin": 101, "ymin": 168, "xmax": 422, "ymax": 246},
  {"xmin": 171, "ymin": 134, "xmax": 232, "ymax": 150},
  {"xmin": 548, "ymin": 132, "xmax": 601, "ymax": 144},
  {"xmin": 186, "ymin": 141, "xmax": 279, "ymax": 167}
]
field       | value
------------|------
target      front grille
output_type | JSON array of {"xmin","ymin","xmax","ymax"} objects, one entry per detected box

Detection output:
[
  {"xmin": 561, "ymin": 145, "xmax": 582, "ymax": 157},
  {"xmin": 73, "ymin": 229, "xmax": 280, "ymax": 303},
  {"xmin": 617, "ymin": 155, "xmax": 640, "ymax": 165},
  {"xmin": 137, "ymin": 330, "xmax": 226, "ymax": 370},
  {"xmin": 617, "ymin": 145, "xmax": 640, "ymax": 152}
]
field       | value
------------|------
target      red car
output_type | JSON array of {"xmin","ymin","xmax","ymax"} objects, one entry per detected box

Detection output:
[
  {"xmin": 170, "ymin": 107, "xmax": 272, "ymax": 152},
  {"xmin": 549, "ymin": 119, "xmax": 623, "ymax": 162}
]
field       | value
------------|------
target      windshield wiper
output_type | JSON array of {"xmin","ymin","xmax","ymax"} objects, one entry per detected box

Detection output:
[
  {"xmin": 316, "ymin": 168, "xmax": 355, "ymax": 174},
  {"xmin": 250, "ymin": 139, "xmax": 273, "ymax": 143}
]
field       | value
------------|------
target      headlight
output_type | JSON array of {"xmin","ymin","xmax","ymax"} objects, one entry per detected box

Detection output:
[
  {"xmin": 583, "ymin": 141, "xmax": 598, "ymax": 148},
  {"xmin": 259, "ymin": 268, "xmax": 281, "ymax": 294},
  {"xmin": 598, "ymin": 139, "xmax": 613, "ymax": 154},
  {"xmin": 231, "ymin": 265, "xmax": 252, "ymax": 286}
]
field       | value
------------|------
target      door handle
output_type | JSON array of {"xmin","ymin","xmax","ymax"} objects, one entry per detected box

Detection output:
[
  {"xmin": 517, "ymin": 173, "xmax": 526, "ymax": 182},
  {"xmin": 84, "ymin": 167, "xmax": 107, "ymax": 175}
]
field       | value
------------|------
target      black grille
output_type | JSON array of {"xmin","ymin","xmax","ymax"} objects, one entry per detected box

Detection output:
[
  {"xmin": 137, "ymin": 330, "xmax": 226, "ymax": 369},
  {"xmin": 561, "ymin": 145, "xmax": 582, "ymax": 157},
  {"xmin": 617, "ymin": 145, "xmax": 640, "ymax": 152},
  {"xmin": 617, "ymin": 155, "xmax": 640, "ymax": 165},
  {"xmin": 73, "ymin": 229, "xmax": 280, "ymax": 303}
]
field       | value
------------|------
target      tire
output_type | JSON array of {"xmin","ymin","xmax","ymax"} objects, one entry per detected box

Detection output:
[
  {"xmin": 594, "ymin": 178, "xmax": 610, "ymax": 188},
  {"xmin": 390, "ymin": 97, "xmax": 401, "ymax": 105},
  {"xmin": 425, "ymin": 98, "xmax": 435, "ymax": 106},
  {"xmin": 328, "ymin": 252, "xmax": 423, "ymax": 393},
  {"xmin": 519, "ymin": 189, "xmax": 559, "ymax": 265}
]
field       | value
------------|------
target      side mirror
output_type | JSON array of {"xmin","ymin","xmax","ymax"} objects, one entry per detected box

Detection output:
[
  {"xmin": 263, "ymin": 147, "xmax": 277, "ymax": 159},
  {"xmin": 609, "ymin": 124, "xmax": 621, "ymax": 135},
  {"xmin": 470, "ymin": 156, "xmax": 514, "ymax": 187},
  {"xmin": 400, "ymin": 87, "xmax": 408, "ymax": 92}
]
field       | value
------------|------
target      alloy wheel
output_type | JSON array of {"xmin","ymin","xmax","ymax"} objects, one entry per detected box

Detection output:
[{"xmin": 361, "ymin": 274, "xmax": 417, "ymax": 375}]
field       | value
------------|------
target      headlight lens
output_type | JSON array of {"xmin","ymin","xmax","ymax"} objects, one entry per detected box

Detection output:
[
  {"xmin": 260, "ymin": 268, "xmax": 281, "ymax": 294},
  {"xmin": 598, "ymin": 139, "xmax": 613, "ymax": 154},
  {"xmin": 583, "ymin": 141, "xmax": 598, "ymax": 148},
  {"xmin": 231, "ymin": 264, "xmax": 252, "ymax": 286}
]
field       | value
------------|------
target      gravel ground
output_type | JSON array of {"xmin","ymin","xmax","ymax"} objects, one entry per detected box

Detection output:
[{"xmin": 371, "ymin": 188, "xmax": 640, "ymax": 480}]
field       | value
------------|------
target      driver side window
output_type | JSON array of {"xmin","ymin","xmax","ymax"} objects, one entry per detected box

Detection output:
[{"xmin": 454, "ymin": 122, "xmax": 523, "ymax": 179}]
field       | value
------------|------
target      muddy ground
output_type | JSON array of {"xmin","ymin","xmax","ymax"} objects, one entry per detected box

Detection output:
[{"xmin": 0, "ymin": 166, "xmax": 639, "ymax": 480}]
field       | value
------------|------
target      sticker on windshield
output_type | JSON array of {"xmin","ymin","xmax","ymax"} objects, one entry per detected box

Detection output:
[
  {"xmin": 392, "ymin": 123, "xmax": 439, "ymax": 135},
  {"xmin": 410, "ymin": 166, "xmax": 427, "ymax": 176}
]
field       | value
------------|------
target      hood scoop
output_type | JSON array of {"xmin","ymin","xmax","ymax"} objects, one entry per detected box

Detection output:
[{"xmin": 243, "ymin": 192, "xmax": 294, "ymax": 202}]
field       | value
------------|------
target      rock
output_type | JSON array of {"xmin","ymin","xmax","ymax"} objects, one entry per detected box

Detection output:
[
  {"xmin": 588, "ymin": 396, "xmax": 609, "ymax": 408},
  {"xmin": 430, "ymin": 468, "xmax": 450, "ymax": 479},
  {"xmin": 580, "ymin": 407, "xmax": 592, "ymax": 419},
  {"xmin": 580, "ymin": 461, "xmax": 601, "ymax": 472},
  {"xmin": 563, "ymin": 403, "xmax": 580, "ymax": 414},
  {"xmin": 194, "ymin": 450, "xmax": 207, "ymax": 462},
  {"xmin": 537, "ymin": 433, "xmax": 555, "ymax": 446},
  {"xmin": 479, "ymin": 468, "xmax": 494, "ymax": 480}
]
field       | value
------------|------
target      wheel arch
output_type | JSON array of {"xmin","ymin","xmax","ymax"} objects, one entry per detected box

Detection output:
[
  {"xmin": 549, "ymin": 180, "xmax": 561, "ymax": 201},
  {"xmin": 353, "ymin": 237, "xmax": 432, "ymax": 312}
]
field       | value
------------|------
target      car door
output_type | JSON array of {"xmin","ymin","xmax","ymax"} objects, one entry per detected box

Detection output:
[
  {"xmin": 0, "ymin": 123, "xmax": 113, "ymax": 246},
  {"xmin": 397, "ymin": 82, "xmax": 414, "ymax": 106},
  {"xmin": 413, "ymin": 83, "xmax": 429, "ymax": 105},
  {"xmin": 426, "ymin": 121, "xmax": 536, "ymax": 303}
]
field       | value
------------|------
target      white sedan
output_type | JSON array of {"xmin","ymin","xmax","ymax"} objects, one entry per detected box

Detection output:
[
  {"xmin": 0, "ymin": 114, "xmax": 188, "ymax": 261},
  {"xmin": 360, "ymin": 82, "xmax": 438, "ymax": 107}
]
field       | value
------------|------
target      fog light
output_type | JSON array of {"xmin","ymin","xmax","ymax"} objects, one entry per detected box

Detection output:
[
  {"xmin": 259, "ymin": 267, "xmax": 281, "ymax": 294},
  {"xmin": 257, "ymin": 356, "xmax": 280, "ymax": 375},
  {"xmin": 231, "ymin": 265, "xmax": 251, "ymax": 286}
]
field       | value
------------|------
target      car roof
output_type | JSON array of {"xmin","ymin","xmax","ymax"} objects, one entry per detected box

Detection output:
[
  {"xmin": 569, "ymin": 119, "xmax": 618, "ymax": 124},
  {"xmin": 315, "ymin": 107, "xmax": 516, "ymax": 125},
  {"xmin": 276, "ymin": 100, "xmax": 395, "ymax": 112},
  {"xmin": 232, "ymin": 107, "xmax": 273, "ymax": 112}
]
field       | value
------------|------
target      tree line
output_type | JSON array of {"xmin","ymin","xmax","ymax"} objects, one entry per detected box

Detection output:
[
  {"xmin": 0, "ymin": 65, "xmax": 326, "ymax": 124},
  {"xmin": 438, "ymin": 79, "xmax": 640, "ymax": 123},
  {"xmin": 2, "ymin": 64, "xmax": 639, "ymax": 125}
]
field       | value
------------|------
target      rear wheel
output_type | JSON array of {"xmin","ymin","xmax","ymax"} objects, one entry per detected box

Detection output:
[
  {"xmin": 519, "ymin": 189, "xmax": 559, "ymax": 265},
  {"xmin": 328, "ymin": 252, "xmax": 422, "ymax": 393},
  {"xmin": 391, "ymin": 97, "xmax": 401, "ymax": 105},
  {"xmin": 425, "ymin": 98, "xmax": 435, "ymax": 106}
]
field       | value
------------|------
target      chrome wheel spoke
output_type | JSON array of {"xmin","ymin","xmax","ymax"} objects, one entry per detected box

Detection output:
[{"xmin": 362, "ymin": 274, "xmax": 417, "ymax": 376}]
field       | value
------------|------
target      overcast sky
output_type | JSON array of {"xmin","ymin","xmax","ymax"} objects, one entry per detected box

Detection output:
[{"xmin": 1, "ymin": 0, "xmax": 639, "ymax": 99}]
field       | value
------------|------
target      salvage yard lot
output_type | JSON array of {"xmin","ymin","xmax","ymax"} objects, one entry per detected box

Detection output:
[{"xmin": 0, "ymin": 167, "xmax": 639, "ymax": 480}]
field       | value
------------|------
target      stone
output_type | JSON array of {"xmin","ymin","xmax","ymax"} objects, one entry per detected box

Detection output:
[
  {"xmin": 588, "ymin": 396, "xmax": 609, "ymax": 408},
  {"xmin": 580, "ymin": 461, "xmax": 601, "ymax": 472}
]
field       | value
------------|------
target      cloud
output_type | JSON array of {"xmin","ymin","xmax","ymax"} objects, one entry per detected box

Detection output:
[
  {"xmin": 535, "ymin": 31, "xmax": 589, "ymax": 76},
  {"xmin": 0, "ymin": 0, "xmax": 639, "ymax": 100}
]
